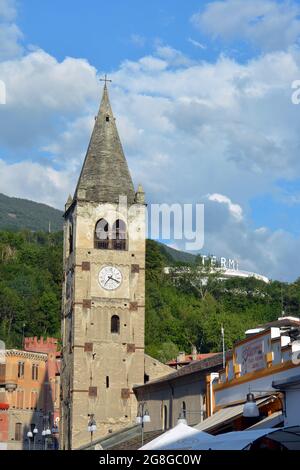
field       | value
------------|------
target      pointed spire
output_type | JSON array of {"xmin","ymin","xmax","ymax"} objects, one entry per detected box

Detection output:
[
  {"xmin": 135, "ymin": 183, "xmax": 145, "ymax": 204},
  {"xmin": 74, "ymin": 84, "xmax": 135, "ymax": 205},
  {"xmin": 65, "ymin": 194, "xmax": 73, "ymax": 212}
]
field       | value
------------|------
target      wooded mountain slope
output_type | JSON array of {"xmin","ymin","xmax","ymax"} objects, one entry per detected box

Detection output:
[{"xmin": 1, "ymin": 232, "xmax": 299, "ymax": 363}]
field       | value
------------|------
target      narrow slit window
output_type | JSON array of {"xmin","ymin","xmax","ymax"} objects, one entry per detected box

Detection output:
[{"xmin": 111, "ymin": 315, "xmax": 120, "ymax": 334}]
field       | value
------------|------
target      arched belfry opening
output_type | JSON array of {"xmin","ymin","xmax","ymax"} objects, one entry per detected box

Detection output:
[
  {"xmin": 112, "ymin": 219, "xmax": 127, "ymax": 251},
  {"xmin": 94, "ymin": 219, "xmax": 109, "ymax": 249},
  {"xmin": 94, "ymin": 219, "xmax": 127, "ymax": 251}
]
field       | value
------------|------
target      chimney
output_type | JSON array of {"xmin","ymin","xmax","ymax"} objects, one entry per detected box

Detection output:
[
  {"xmin": 191, "ymin": 345, "xmax": 198, "ymax": 361},
  {"xmin": 177, "ymin": 352, "xmax": 186, "ymax": 363}
]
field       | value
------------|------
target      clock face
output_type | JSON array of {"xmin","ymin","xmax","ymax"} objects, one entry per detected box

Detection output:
[{"xmin": 99, "ymin": 266, "xmax": 122, "ymax": 290}]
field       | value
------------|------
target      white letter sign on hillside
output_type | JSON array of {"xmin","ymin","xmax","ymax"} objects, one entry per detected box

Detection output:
[{"xmin": 200, "ymin": 255, "xmax": 238, "ymax": 271}]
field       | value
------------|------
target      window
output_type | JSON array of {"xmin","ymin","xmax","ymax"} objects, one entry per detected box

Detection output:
[
  {"xmin": 30, "ymin": 391, "xmax": 38, "ymax": 409},
  {"xmin": 16, "ymin": 390, "xmax": 24, "ymax": 409},
  {"xmin": 162, "ymin": 405, "xmax": 168, "ymax": 431},
  {"xmin": 106, "ymin": 376, "xmax": 109, "ymax": 388},
  {"xmin": 15, "ymin": 422, "xmax": 22, "ymax": 441},
  {"xmin": 182, "ymin": 401, "xmax": 186, "ymax": 419},
  {"xmin": 112, "ymin": 219, "xmax": 127, "ymax": 250},
  {"xmin": 144, "ymin": 373, "xmax": 150, "ymax": 384},
  {"xmin": 106, "ymin": 115, "xmax": 110, "ymax": 122},
  {"xmin": 69, "ymin": 222, "xmax": 73, "ymax": 254},
  {"xmin": 94, "ymin": 219, "xmax": 109, "ymax": 249},
  {"xmin": 94, "ymin": 219, "xmax": 127, "ymax": 251},
  {"xmin": 17, "ymin": 361, "xmax": 24, "ymax": 378},
  {"xmin": 111, "ymin": 315, "xmax": 120, "ymax": 334},
  {"xmin": 0, "ymin": 363, "xmax": 5, "ymax": 378},
  {"xmin": 32, "ymin": 364, "xmax": 39, "ymax": 381}
]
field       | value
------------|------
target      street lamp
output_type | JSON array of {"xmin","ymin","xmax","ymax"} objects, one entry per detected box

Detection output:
[
  {"xmin": 242, "ymin": 388, "xmax": 288, "ymax": 419},
  {"xmin": 136, "ymin": 402, "xmax": 151, "ymax": 447},
  {"xmin": 42, "ymin": 427, "xmax": 51, "ymax": 450},
  {"xmin": 33, "ymin": 427, "xmax": 38, "ymax": 450},
  {"xmin": 243, "ymin": 392, "xmax": 260, "ymax": 418},
  {"xmin": 177, "ymin": 411, "xmax": 188, "ymax": 425},
  {"xmin": 87, "ymin": 414, "xmax": 97, "ymax": 445},
  {"xmin": 27, "ymin": 430, "xmax": 33, "ymax": 450}
]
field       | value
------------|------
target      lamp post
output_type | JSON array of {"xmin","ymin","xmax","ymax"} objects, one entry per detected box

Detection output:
[
  {"xmin": 27, "ymin": 430, "xmax": 33, "ymax": 450},
  {"xmin": 177, "ymin": 411, "xmax": 188, "ymax": 425},
  {"xmin": 33, "ymin": 426, "xmax": 38, "ymax": 450},
  {"xmin": 177, "ymin": 408, "xmax": 205, "ymax": 425},
  {"xmin": 42, "ymin": 426, "xmax": 51, "ymax": 450},
  {"xmin": 87, "ymin": 414, "xmax": 97, "ymax": 445},
  {"xmin": 136, "ymin": 402, "xmax": 151, "ymax": 447}
]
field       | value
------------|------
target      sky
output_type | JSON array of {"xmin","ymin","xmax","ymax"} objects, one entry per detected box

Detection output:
[{"xmin": 1, "ymin": 0, "xmax": 300, "ymax": 281}]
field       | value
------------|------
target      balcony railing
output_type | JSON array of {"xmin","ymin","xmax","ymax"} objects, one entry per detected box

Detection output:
[
  {"xmin": 94, "ymin": 239, "xmax": 109, "ymax": 250},
  {"xmin": 94, "ymin": 238, "xmax": 127, "ymax": 251}
]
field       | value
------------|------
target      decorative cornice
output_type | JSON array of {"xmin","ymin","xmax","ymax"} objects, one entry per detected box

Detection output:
[{"xmin": 5, "ymin": 350, "xmax": 47, "ymax": 361}]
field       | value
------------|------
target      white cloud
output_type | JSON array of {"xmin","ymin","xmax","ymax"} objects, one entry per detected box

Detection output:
[
  {"xmin": 0, "ymin": 0, "xmax": 23, "ymax": 59},
  {"xmin": 192, "ymin": 0, "xmax": 300, "ymax": 52},
  {"xmin": 1, "ymin": 2, "xmax": 300, "ymax": 280},
  {"xmin": 0, "ymin": 159, "xmax": 75, "ymax": 208},
  {"xmin": 188, "ymin": 37, "xmax": 206, "ymax": 50},
  {"xmin": 208, "ymin": 193, "xmax": 243, "ymax": 221},
  {"xmin": 201, "ymin": 195, "xmax": 300, "ymax": 281},
  {"xmin": 155, "ymin": 45, "xmax": 194, "ymax": 67},
  {"xmin": 0, "ymin": 49, "xmax": 99, "ymax": 149},
  {"xmin": 0, "ymin": 0, "xmax": 17, "ymax": 22}
]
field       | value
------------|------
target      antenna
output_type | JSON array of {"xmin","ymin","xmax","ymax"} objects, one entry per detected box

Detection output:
[
  {"xmin": 22, "ymin": 322, "xmax": 25, "ymax": 349},
  {"xmin": 221, "ymin": 325, "xmax": 225, "ymax": 369}
]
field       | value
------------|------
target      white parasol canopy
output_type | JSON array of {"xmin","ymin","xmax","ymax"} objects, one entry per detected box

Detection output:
[
  {"xmin": 158, "ymin": 426, "xmax": 300, "ymax": 450},
  {"xmin": 140, "ymin": 422, "xmax": 215, "ymax": 450}
]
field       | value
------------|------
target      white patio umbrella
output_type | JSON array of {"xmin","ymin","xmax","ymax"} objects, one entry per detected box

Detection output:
[
  {"xmin": 163, "ymin": 427, "xmax": 300, "ymax": 450},
  {"xmin": 187, "ymin": 429, "xmax": 276, "ymax": 450},
  {"xmin": 140, "ymin": 422, "xmax": 214, "ymax": 450}
]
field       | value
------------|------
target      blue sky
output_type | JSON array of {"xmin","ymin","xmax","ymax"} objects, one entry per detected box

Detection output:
[
  {"xmin": 17, "ymin": 0, "xmax": 213, "ymax": 69},
  {"xmin": 2, "ymin": 0, "xmax": 300, "ymax": 280}
]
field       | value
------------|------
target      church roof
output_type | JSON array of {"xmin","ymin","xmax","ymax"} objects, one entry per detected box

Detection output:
[{"xmin": 74, "ymin": 84, "xmax": 135, "ymax": 205}]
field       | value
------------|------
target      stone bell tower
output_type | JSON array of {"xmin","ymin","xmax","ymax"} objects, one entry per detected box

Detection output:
[{"xmin": 60, "ymin": 82, "xmax": 146, "ymax": 449}]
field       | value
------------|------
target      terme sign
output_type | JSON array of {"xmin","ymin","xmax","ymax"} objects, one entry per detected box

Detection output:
[{"xmin": 199, "ymin": 255, "xmax": 239, "ymax": 271}]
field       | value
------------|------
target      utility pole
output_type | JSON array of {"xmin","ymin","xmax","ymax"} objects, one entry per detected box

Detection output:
[{"xmin": 221, "ymin": 325, "xmax": 225, "ymax": 369}]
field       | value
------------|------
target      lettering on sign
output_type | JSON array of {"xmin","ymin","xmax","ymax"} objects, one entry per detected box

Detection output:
[{"xmin": 241, "ymin": 340, "xmax": 265, "ymax": 374}]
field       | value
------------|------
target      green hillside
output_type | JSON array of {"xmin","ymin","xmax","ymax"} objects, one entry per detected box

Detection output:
[
  {"xmin": 1, "ymin": 232, "xmax": 300, "ymax": 363},
  {"xmin": 0, "ymin": 193, "xmax": 63, "ymax": 232},
  {"xmin": 157, "ymin": 242, "xmax": 197, "ymax": 264}
]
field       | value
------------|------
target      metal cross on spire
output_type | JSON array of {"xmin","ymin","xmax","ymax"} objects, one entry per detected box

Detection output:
[{"xmin": 100, "ymin": 74, "xmax": 112, "ymax": 87}]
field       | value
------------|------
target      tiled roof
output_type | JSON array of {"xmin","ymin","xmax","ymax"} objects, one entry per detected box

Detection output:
[
  {"xmin": 134, "ymin": 352, "xmax": 226, "ymax": 391},
  {"xmin": 167, "ymin": 353, "xmax": 219, "ymax": 366}
]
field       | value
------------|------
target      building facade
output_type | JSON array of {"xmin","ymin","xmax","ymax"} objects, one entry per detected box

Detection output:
[
  {"xmin": 0, "ymin": 337, "xmax": 60, "ymax": 450},
  {"xmin": 134, "ymin": 354, "xmax": 224, "ymax": 432},
  {"xmin": 195, "ymin": 316, "xmax": 300, "ymax": 434},
  {"xmin": 60, "ymin": 83, "xmax": 170, "ymax": 449}
]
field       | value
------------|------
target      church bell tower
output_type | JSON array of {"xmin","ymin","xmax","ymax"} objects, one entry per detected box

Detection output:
[{"xmin": 60, "ymin": 81, "xmax": 146, "ymax": 449}]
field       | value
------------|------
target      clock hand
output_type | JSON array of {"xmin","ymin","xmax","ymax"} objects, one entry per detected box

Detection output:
[{"xmin": 105, "ymin": 275, "xmax": 120, "ymax": 285}]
